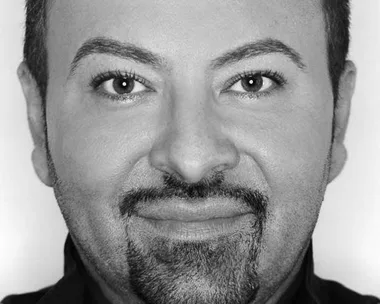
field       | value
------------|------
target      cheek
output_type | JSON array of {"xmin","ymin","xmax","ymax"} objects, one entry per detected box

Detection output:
[
  {"xmin": 263, "ymin": 96, "xmax": 333, "ymax": 216},
  {"xmin": 268, "ymin": 109, "xmax": 332, "ymax": 194},
  {"xmin": 253, "ymin": 94, "xmax": 333, "ymax": 275},
  {"xmin": 47, "ymin": 98, "xmax": 153, "ymax": 199}
]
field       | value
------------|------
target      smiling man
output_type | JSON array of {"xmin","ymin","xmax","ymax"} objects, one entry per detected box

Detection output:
[{"xmin": 2, "ymin": 0, "xmax": 379, "ymax": 304}]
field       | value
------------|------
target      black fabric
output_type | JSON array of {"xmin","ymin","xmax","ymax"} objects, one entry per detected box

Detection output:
[{"xmin": 2, "ymin": 234, "xmax": 379, "ymax": 304}]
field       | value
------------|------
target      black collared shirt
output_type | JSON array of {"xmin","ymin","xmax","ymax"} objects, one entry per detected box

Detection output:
[{"xmin": 3, "ymin": 234, "xmax": 379, "ymax": 304}]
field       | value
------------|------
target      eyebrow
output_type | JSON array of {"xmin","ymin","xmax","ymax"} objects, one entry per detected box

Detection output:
[
  {"xmin": 69, "ymin": 36, "xmax": 306, "ymax": 77},
  {"xmin": 209, "ymin": 38, "xmax": 306, "ymax": 71},
  {"xmin": 69, "ymin": 37, "xmax": 169, "ymax": 77}
]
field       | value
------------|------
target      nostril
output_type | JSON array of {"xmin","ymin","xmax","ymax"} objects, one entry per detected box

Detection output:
[{"xmin": 149, "ymin": 126, "xmax": 239, "ymax": 184}]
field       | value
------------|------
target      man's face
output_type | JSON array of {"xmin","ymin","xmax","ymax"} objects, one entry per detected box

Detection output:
[{"xmin": 41, "ymin": 0, "xmax": 337, "ymax": 302}]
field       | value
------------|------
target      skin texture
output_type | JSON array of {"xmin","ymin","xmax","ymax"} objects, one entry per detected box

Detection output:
[{"xmin": 18, "ymin": 0, "xmax": 357, "ymax": 303}]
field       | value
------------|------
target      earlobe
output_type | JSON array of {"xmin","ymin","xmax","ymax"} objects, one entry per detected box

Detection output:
[
  {"xmin": 328, "ymin": 60, "xmax": 357, "ymax": 183},
  {"xmin": 17, "ymin": 62, "xmax": 53, "ymax": 187},
  {"xmin": 328, "ymin": 144, "xmax": 347, "ymax": 183},
  {"xmin": 32, "ymin": 147, "xmax": 53, "ymax": 187}
]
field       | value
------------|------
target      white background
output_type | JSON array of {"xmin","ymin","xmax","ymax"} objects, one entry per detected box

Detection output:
[{"xmin": 0, "ymin": 0, "xmax": 379, "ymax": 299}]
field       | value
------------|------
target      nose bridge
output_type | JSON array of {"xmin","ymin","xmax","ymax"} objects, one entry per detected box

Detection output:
[
  {"xmin": 171, "ymin": 89, "xmax": 216, "ymax": 165},
  {"xmin": 149, "ymin": 83, "xmax": 240, "ymax": 183},
  {"xmin": 172, "ymin": 85, "xmax": 212, "ymax": 143}
]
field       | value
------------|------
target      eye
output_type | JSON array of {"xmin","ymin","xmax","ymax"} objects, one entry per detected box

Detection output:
[
  {"xmin": 223, "ymin": 70, "xmax": 286, "ymax": 99},
  {"xmin": 90, "ymin": 70, "xmax": 153, "ymax": 101},
  {"xmin": 101, "ymin": 75, "xmax": 147, "ymax": 96},
  {"xmin": 229, "ymin": 74, "xmax": 275, "ymax": 94}
]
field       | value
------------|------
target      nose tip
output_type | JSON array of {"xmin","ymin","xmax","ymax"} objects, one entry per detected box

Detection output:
[{"xmin": 149, "ymin": 134, "xmax": 239, "ymax": 184}]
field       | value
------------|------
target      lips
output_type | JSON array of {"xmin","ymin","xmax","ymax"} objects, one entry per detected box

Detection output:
[{"xmin": 135, "ymin": 197, "xmax": 253, "ymax": 222}]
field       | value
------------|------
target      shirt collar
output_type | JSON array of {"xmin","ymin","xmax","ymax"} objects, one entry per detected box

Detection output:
[{"xmin": 37, "ymin": 234, "xmax": 322, "ymax": 304}]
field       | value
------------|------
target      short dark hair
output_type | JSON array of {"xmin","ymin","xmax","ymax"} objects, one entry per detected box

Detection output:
[
  {"xmin": 23, "ymin": 0, "xmax": 351, "ymax": 107},
  {"xmin": 24, "ymin": 0, "xmax": 50, "ymax": 116}
]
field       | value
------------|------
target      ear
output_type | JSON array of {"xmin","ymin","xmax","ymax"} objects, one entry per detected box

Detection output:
[
  {"xmin": 17, "ymin": 62, "xmax": 53, "ymax": 187},
  {"xmin": 328, "ymin": 60, "xmax": 357, "ymax": 183}
]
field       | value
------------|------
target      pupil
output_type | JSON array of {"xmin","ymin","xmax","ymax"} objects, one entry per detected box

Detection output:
[
  {"xmin": 241, "ymin": 75, "xmax": 263, "ymax": 92},
  {"xmin": 113, "ymin": 77, "xmax": 134, "ymax": 94}
]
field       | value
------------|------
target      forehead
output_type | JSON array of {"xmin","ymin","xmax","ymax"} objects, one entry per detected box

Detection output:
[{"xmin": 47, "ymin": 0, "xmax": 326, "ymax": 75}]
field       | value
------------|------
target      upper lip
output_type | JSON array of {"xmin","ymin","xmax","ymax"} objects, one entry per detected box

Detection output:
[{"xmin": 136, "ymin": 197, "xmax": 253, "ymax": 222}]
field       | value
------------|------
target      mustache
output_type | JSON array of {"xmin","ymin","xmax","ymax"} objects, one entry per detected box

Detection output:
[{"xmin": 119, "ymin": 171, "xmax": 268, "ymax": 220}]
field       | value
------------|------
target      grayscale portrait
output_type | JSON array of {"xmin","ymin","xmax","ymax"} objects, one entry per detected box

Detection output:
[{"xmin": 0, "ymin": 0, "xmax": 379, "ymax": 303}]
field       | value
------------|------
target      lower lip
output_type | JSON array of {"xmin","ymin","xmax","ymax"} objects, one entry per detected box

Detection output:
[{"xmin": 132, "ymin": 214, "xmax": 254, "ymax": 241}]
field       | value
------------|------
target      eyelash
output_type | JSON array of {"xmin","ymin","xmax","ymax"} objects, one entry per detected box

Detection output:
[
  {"xmin": 222, "ymin": 69, "xmax": 287, "ymax": 99},
  {"xmin": 89, "ymin": 69, "xmax": 286, "ymax": 102},
  {"xmin": 90, "ymin": 69, "xmax": 154, "ymax": 102}
]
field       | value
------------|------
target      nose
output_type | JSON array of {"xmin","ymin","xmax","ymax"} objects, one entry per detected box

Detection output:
[{"xmin": 149, "ymin": 91, "xmax": 240, "ymax": 183}]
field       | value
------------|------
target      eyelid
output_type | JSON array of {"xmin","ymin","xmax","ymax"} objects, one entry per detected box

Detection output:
[
  {"xmin": 88, "ymin": 69, "xmax": 156, "ymax": 102},
  {"xmin": 222, "ymin": 70, "xmax": 286, "ymax": 93},
  {"xmin": 89, "ymin": 69, "xmax": 155, "ymax": 92}
]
